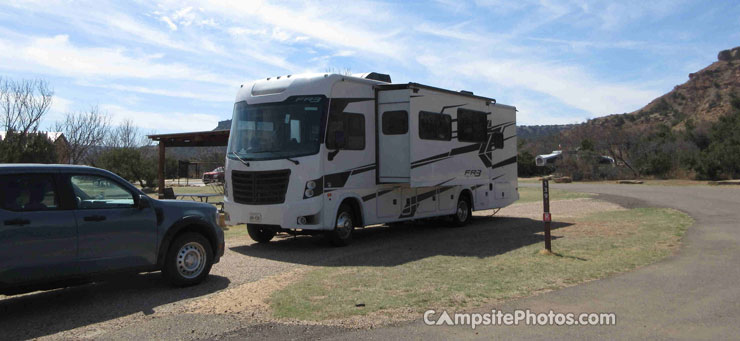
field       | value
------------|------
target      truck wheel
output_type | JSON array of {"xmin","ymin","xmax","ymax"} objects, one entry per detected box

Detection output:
[
  {"xmin": 162, "ymin": 232, "xmax": 213, "ymax": 287},
  {"xmin": 451, "ymin": 196, "xmax": 472, "ymax": 227},
  {"xmin": 327, "ymin": 203, "xmax": 355, "ymax": 246},
  {"xmin": 247, "ymin": 225, "xmax": 276, "ymax": 243}
]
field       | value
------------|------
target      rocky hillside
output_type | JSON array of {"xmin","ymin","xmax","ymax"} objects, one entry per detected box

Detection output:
[{"xmin": 591, "ymin": 46, "xmax": 740, "ymax": 129}]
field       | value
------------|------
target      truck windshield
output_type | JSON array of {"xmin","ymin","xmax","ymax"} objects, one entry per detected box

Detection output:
[{"xmin": 227, "ymin": 97, "xmax": 326, "ymax": 161}]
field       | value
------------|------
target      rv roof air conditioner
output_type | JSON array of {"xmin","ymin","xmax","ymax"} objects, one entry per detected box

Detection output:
[{"xmin": 356, "ymin": 72, "xmax": 392, "ymax": 83}]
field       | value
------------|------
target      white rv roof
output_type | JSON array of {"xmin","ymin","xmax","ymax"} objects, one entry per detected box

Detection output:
[
  {"xmin": 236, "ymin": 73, "xmax": 386, "ymax": 104},
  {"xmin": 235, "ymin": 72, "xmax": 515, "ymax": 110}
]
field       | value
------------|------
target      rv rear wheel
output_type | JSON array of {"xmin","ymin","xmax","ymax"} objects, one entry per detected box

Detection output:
[
  {"xmin": 247, "ymin": 225, "xmax": 276, "ymax": 243},
  {"xmin": 328, "ymin": 203, "xmax": 354, "ymax": 246},
  {"xmin": 451, "ymin": 196, "xmax": 471, "ymax": 227}
]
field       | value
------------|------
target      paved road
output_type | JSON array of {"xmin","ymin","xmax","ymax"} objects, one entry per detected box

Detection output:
[{"xmin": 280, "ymin": 183, "xmax": 739, "ymax": 340}]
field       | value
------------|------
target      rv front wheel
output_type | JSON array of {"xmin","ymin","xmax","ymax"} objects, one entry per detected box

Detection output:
[
  {"xmin": 328, "ymin": 203, "xmax": 354, "ymax": 246},
  {"xmin": 247, "ymin": 225, "xmax": 276, "ymax": 243},
  {"xmin": 451, "ymin": 196, "xmax": 471, "ymax": 227}
]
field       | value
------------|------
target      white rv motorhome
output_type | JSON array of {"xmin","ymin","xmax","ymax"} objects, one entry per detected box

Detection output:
[{"xmin": 224, "ymin": 72, "xmax": 518, "ymax": 246}]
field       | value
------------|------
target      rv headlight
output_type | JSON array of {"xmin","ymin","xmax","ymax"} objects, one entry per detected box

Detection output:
[
  {"xmin": 304, "ymin": 189, "xmax": 314, "ymax": 197},
  {"xmin": 306, "ymin": 180, "xmax": 316, "ymax": 190}
]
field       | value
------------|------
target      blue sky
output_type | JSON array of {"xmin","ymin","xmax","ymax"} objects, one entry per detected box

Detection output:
[{"xmin": 0, "ymin": 0, "xmax": 738, "ymax": 133}]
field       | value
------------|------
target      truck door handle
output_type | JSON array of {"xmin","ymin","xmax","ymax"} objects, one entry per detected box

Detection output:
[
  {"xmin": 84, "ymin": 215, "xmax": 106, "ymax": 222},
  {"xmin": 4, "ymin": 219, "xmax": 30, "ymax": 226}
]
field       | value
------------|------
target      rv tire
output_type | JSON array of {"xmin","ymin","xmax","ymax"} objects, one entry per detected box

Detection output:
[
  {"xmin": 328, "ymin": 203, "xmax": 354, "ymax": 246},
  {"xmin": 451, "ymin": 196, "xmax": 472, "ymax": 227},
  {"xmin": 247, "ymin": 225, "xmax": 276, "ymax": 243}
]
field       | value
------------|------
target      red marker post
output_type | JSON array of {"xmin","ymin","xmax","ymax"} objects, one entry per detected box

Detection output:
[{"xmin": 542, "ymin": 179, "xmax": 552, "ymax": 252}]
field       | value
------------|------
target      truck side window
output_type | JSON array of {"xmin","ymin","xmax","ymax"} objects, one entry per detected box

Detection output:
[
  {"xmin": 326, "ymin": 112, "xmax": 365, "ymax": 150},
  {"xmin": 71, "ymin": 175, "xmax": 134, "ymax": 209},
  {"xmin": 457, "ymin": 108, "xmax": 488, "ymax": 142},
  {"xmin": 382, "ymin": 110, "xmax": 408, "ymax": 135},
  {"xmin": 419, "ymin": 111, "xmax": 451, "ymax": 141},
  {"xmin": 0, "ymin": 174, "xmax": 59, "ymax": 211}
]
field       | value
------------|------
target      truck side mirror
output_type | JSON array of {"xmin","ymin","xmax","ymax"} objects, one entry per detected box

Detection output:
[{"xmin": 136, "ymin": 194, "xmax": 151, "ymax": 209}]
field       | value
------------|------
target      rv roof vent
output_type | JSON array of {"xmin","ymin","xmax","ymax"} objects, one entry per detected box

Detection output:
[
  {"xmin": 361, "ymin": 72, "xmax": 392, "ymax": 83},
  {"xmin": 460, "ymin": 90, "xmax": 474, "ymax": 95}
]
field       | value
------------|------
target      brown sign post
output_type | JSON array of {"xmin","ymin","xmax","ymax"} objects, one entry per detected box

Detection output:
[{"xmin": 542, "ymin": 179, "xmax": 552, "ymax": 252}]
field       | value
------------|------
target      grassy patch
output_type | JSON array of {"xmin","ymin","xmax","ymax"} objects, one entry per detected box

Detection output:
[
  {"xmin": 518, "ymin": 177, "xmax": 709, "ymax": 186},
  {"xmin": 270, "ymin": 207, "xmax": 691, "ymax": 321},
  {"xmin": 145, "ymin": 185, "xmax": 224, "ymax": 208},
  {"xmin": 222, "ymin": 224, "xmax": 250, "ymax": 239},
  {"xmin": 516, "ymin": 186, "xmax": 592, "ymax": 203}
]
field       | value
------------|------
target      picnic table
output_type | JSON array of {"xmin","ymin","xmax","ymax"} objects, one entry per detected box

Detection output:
[{"xmin": 175, "ymin": 193, "xmax": 223, "ymax": 203}]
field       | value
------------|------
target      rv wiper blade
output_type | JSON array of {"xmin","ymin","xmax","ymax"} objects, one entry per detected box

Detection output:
[
  {"xmin": 249, "ymin": 149, "xmax": 281, "ymax": 153},
  {"xmin": 228, "ymin": 152, "xmax": 250, "ymax": 167},
  {"xmin": 285, "ymin": 157, "xmax": 300, "ymax": 165}
]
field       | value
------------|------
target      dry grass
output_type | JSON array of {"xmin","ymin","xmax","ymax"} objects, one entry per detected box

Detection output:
[
  {"xmin": 268, "ymin": 204, "xmax": 691, "ymax": 324},
  {"xmin": 518, "ymin": 177, "xmax": 709, "ymax": 186}
]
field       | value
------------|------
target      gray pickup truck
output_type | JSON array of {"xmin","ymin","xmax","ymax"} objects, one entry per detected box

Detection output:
[{"xmin": 0, "ymin": 164, "xmax": 224, "ymax": 295}]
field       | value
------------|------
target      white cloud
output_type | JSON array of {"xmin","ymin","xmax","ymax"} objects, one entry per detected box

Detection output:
[
  {"xmin": 160, "ymin": 16, "xmax": 178, "ymax": 31},
  {"xmin": 172, "ymin": 7, "xmax": 195, "ymax": 26},
  {"xmin": 85, "ymin": 83, "xmax": 233, "ymax": 103},
  {"xmin": 184, "ymin": 0, "xmax": 410, "ymax": 60},
  {"xmin": 0, "ymin": 34, "xmax": 239, "ymax": 86},
  {"xmin": 458, "ymin": 58, "xmax": 658, "ymax": 116},
  {"xmin": 0, "ymin": 0, "xmax": 712, "ymax": 128},
  {"xmin": 102, "ymin": 104, "xmax": 221, "ymax": 132},
  {"xmin": 44, "ymin": 96, "xmax": 74, "ymax": 124}
]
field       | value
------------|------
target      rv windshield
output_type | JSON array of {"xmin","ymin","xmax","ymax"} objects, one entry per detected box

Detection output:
[{"xmin": 227, "ymin": 97, "xmax": 326, "ymax": 161}]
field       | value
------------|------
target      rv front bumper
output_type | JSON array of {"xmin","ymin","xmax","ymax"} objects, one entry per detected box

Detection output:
[{"xmin": 224, "ymin": 196, "xmax": 329, "ymax": 231}]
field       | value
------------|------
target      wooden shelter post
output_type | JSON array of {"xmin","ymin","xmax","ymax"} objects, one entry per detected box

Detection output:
[{"xmin": 158, "ymin": 141, "xmax": 165, "ymax": 198}]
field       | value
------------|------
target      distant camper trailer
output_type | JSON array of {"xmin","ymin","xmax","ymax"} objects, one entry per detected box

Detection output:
[{"xmin": 224, "ymin": 72, "xmax": 518, "ymax": 245}]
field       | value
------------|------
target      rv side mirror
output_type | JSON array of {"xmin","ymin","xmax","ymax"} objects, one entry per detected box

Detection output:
[{"xmin": 334, "ymin": 131, "xmax": 346, "ymax": 149}]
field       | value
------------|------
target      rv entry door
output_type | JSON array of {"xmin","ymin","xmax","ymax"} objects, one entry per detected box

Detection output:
[{"xmin": 377, "ymin": 89, "xmax": 410, "ymax": 183}]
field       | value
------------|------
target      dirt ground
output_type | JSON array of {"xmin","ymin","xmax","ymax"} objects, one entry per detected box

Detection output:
[{"xmin": 0, "ymin": 196, "xmax": 633, "ymax": 340}]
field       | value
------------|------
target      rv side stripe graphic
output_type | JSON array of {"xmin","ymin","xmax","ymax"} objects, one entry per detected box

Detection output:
[
  {"xmin": 410, "ymin": 120, "xmax": 515, "ymax": 170},
  {"xmin": 362, "ymin": 189, "xmax": 394, "ymax": 202},
  {"xmin": 399, "ymin": 186, "xmax": 455, "ymax": 219},
  {"xmin": 491, "ymin": 156, "xmax": 517, "ymax": 170},
  {"xmin": 323, "ymin": 163, "xmax": 377, "ymax": 189}
]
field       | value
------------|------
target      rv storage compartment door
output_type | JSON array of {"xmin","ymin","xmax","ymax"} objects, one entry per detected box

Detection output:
[{"xmin": 377, "ymin": 89, "xmax": 410, "ymax": 183}]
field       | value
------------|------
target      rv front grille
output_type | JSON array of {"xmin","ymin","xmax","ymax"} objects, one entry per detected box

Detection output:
[{"xmin": 231, "ymin": 169, "xmax": 291, "ymax": 205}]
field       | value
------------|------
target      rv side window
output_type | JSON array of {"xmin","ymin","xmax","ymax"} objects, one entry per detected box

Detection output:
[
  {"xmin": 326, "ymin": 112, "xmax": 365, "ymax": 150},
  {"xmin": 382, "ymin": 110, "xmax": 408, "ymax": 135},
  {"xmin": 419, "ymin": 111, "xmax": 451, "ymax": 141},
  {"xmin": 457, "ymin": 109, "xmax": 488, "ymax": 143}
]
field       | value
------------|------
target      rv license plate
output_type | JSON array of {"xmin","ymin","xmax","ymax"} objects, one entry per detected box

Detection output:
[{"xmin": 249, "ymin": 212, "xmax": 262, "ymax": 223}]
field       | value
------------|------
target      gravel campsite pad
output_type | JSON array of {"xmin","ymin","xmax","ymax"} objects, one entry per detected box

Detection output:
[{"xmin": 1, "ymin": 196, "xmax": 691, "ymax": 339}]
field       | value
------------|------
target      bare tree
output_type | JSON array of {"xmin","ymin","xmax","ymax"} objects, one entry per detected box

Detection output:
[
  {"xmin": 53, "ymin": 106, "xmax": 111, "ymax": 164},
  {"xmin": 0, "ymin": 77, "xmax": 53, "ymax": 134},
  {"xmin": 107, "ymin": 119, "xmax": 141, "ymax": 149},
  {"xmin": 592, "ymin": 125, "xmax": 641, "ymax": 177}
]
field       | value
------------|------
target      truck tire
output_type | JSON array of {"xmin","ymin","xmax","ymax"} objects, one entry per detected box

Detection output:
[
  {"xmin": 327, "ymin": 203, "xmax": 355, "ymax": 246},
  {"xmin": 162, "ymin": 232, "xmax": 214, "ymax": 287},
  {"xmin": 247, "ymin": 225, "xmax": 276, "ymax": 243},
  {"xmin": 450, "ymin": 195, "xmax": 472, "ymax": 227}
]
